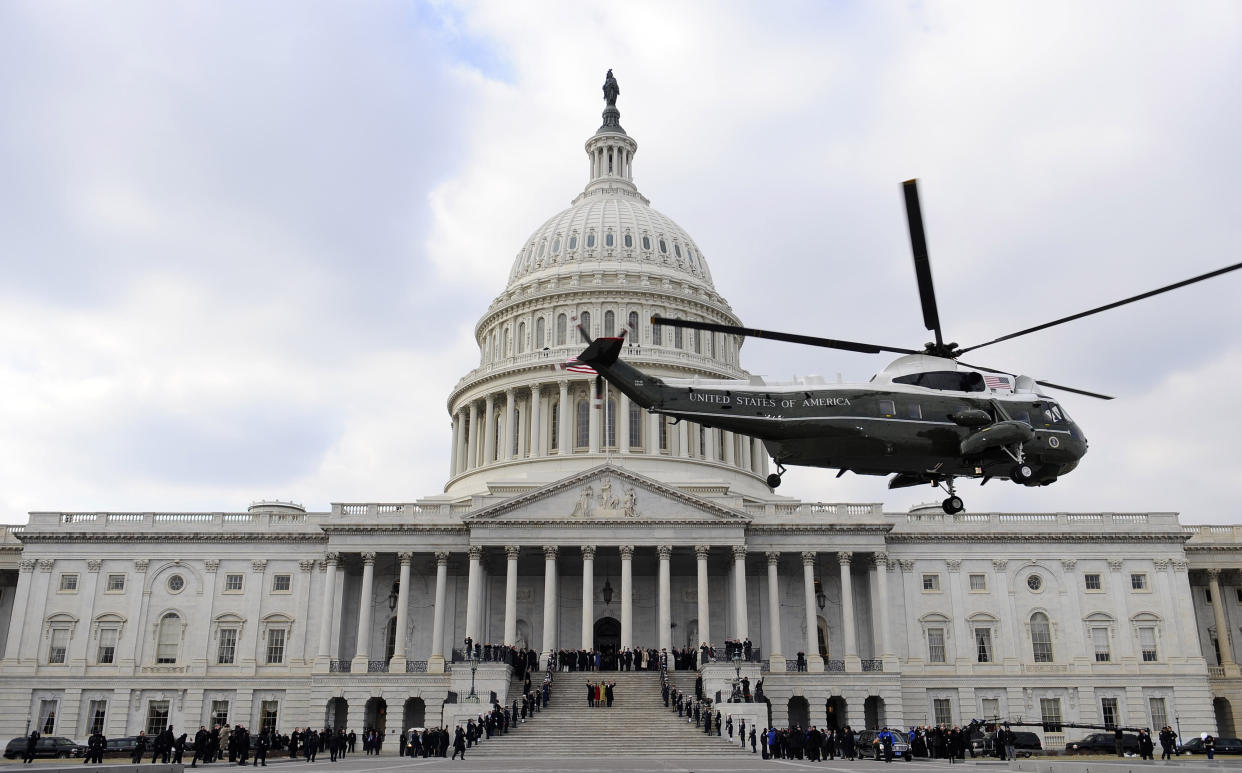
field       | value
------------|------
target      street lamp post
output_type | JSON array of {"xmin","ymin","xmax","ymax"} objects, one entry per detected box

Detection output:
[
  {"xmin": 468, "ymin": 652, "xmax": 480, "ymax": 702},
  {"xmin": 731, "ymin": 652, "xmax": 742, "ymax": 702}
]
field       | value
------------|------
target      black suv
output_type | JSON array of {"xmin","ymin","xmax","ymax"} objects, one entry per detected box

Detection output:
[
  {"xmin": 969, "ymin": 729, "xmax": 1043, "ymax": 757},
  {"xmin": 1067, "ymin": 732, "xmax": 1141, "ymax": 754},
  {"xmin": 4, "ymin": 736, "xmax": 87, "ymax": 759}
]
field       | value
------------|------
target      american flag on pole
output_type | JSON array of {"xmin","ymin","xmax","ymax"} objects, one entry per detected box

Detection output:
[
  {"xmin": 983, "ymin": 374, "xmax": 1012, "ymax": 390},
  {"xmin": 563, "ymin": 358, "xmax": 596, "ymax": 375}
]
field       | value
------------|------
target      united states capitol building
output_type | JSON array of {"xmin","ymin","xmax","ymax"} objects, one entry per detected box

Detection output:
[{"xmin": 2, "ymin": 79, "xmax": 1241, "ymax": 746}]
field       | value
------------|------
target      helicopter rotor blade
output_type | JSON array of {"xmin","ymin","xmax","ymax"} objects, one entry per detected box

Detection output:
[
  {"xmin": 959, "ymin": 360, "xmax": 1114, "ymax": 401},
  {"xmin": 903, "ymin": 179, "xmax": 944, "ymax": 350},
  {"xmin": 651, "ymin": 316, "xmax": 920, "ymax": 356},
  {"xmin": 958, "ymin": 261, "xmax": 1242, "ymax": 356}
]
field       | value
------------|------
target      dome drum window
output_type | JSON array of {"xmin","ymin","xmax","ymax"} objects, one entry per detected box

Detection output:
[
  {"xmin": 586, "ymin": 232, "xmax": 596, "ymax": 248},
  {"xmin": 674, "ymin": 244, "xmax": 682, "ymax": 258},
  {"xmin": 624, "ymin": 234, "xmax": 633, "ymax": 248},
  {"xmin": 605, "ymin": 233, "xmax": 615, "ymax": 247},
  {"xmin": 569, "ymin": 235, "xmax": 578, "ymax": 250},
  {"xmin": 659, "ymin": 239, "xmax": 667, "ymax": 254},
  {"xmin": 642, "ymin": 236, "xmax": 651, "ymax": 251},
  {"xmin": 552, "ymin": 238, "xmax": 561, "ymax": 254}
]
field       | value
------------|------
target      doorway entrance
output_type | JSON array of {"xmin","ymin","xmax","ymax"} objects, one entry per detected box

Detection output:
[{"xmin": 594, "ymin": 616, "xmax": 621, "ymax": 668}]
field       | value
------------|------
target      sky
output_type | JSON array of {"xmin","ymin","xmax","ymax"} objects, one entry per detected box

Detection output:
[{"xmin": 1, "ymin": 1, "xmax": 1240, "ymax": 523}]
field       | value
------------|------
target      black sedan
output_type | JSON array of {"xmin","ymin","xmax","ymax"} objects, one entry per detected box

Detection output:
[{"xmin": 1180, "ymin": 737, "xmax": 1242, "ymax": 755}]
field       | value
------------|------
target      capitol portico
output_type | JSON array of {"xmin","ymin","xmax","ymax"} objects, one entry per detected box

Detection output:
[{"xmin": 2, "ymin": 76, "xmax": 1241, "ymax": 748}]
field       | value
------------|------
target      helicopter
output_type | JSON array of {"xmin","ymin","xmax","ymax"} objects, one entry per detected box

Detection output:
[{"xmin": 574, "ymin": 179, "xmax": 1242, "ymax": 514}]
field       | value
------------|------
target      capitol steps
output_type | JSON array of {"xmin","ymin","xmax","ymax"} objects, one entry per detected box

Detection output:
[{"xmin": 464, "ymin": 671, "xmax": 751, "ymax": 758}]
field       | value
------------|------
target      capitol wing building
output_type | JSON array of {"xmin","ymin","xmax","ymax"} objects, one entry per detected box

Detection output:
[{"xmin": 3, "ymin": 82, "xmax": 1242, "ymax": 746}]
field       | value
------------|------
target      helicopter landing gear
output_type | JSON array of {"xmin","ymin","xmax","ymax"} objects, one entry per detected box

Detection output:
[
  {"xmin": 1011, "ymin": 463, "xmax": 1034, "ymax": 484},
  {"xmin": 935, "ymin": 477, "xmax": 964, "ymax": 515},
  {"xmin": 766, "ymin": 463, "xmax": 788, "ymax": 489}
]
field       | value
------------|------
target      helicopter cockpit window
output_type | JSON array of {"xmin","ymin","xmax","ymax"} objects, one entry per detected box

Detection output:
[
  {"xmin": 1011, "ymin": 410, "xmax": 1031, "ymax": 425},
  {"xmin": 892, "ymin": 371, "xmax": 986, "ymax": 392}
]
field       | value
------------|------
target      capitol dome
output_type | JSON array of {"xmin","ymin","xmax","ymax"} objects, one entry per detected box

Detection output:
[{"xmin": 444, "ymin": 76, "xmax": 771, "ymax": 499}]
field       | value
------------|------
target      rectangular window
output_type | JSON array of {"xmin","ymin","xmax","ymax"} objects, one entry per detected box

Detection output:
[
  {"xmin": 1139, "ymin": 626, "xmax": 1159, "ymax": 662},
  {"xmin": 1040, "ymin": 697, "xmax": 1063, "ymax": 732},
  {"xmin": 922, "ymin": 574, "xmax": 941, "ymax": 591},
  {"xmin": 927, "ymin": 628, "xmax": 946, "ymax": 663},
  {"xmin": 975, "ymin": 628, "xmax": 993, "ymax": 663},
  {"xmin": 1131, "ymin": 573, "xmax": 1148, "ymax": 590},
  {"xmin": 261, "ymin": 701, "xmax": 279, "ymax": 734},
  {"xmin": 271, "ymin": 574, "xmax": 292, "ymax": 592},
  {"xmin": 1091, "ymin": 627, "xmax": 1111, "ymax": 662},
  {"xmin": 1101, "ymin": 697, "xmax": 1119, "ymax": 729},
  {"xmin": 146, "ymin": 701, "xmax": 170, "ymax": 736},
  {"xmin": 981, "ymin": 698, "xmax": 1000, "ymax": 722},
  {"xmin": 1149, "ymin": 698, "xmax": 1168, "ymax": 731},
  {"xmin": 48, "ymin": 628, "xmax": 69, "ymax": 664},
  {"xmin": 1032, "ymin": 625, "xmax": 1054, "ymax": 663},
  {"xmin": 907, "ymin": 403, "xmax": 922, "ymax": 419},
  {"xmin": 39, "ymin": 700, "xmax": 58, "ymax": 734},
  {"xmin": 225, "ymin": 574, "xmax": 244, "ymax": 592},
  {"xmin": 217, "ymin": 629, "xmax": 238, "ymax": 665},
  {"xmin": 88, "ymin": 700, "xmax": 107, "ymax": 735},
  {"xmin": 266, "ymin": 628, "xmax": 286, "ymax": 664},
  {"xmin": 933, "ymin": 698, "xmax": 953, "ymax": 725},
  {"xmin": 1213, "ymin": 637, "xmax": 1222, "ymax": 665},
  {"xmin": 97, "ymin": 628, "xmax": 119, "ymax": 664},
  {"xmin": 878, "ymin": 399, "xmax": 896, "ymax": 417},
  {"xmin": 1084, "ymin": 573, "xmax": 1102, "ymax": 590},
  {"xmin": 58, "ymin": 573, "xmax": 79, "ymax": 592},
  {"xmin": 969, "ymin": 574, "xmax": 987, "ymax": 591},
  {"xmin": 659, "ymin": 416, "xmax": 669, "ymax": 452},
  {"xmin": 211, "ymin": 700, "xmax": 230, "ymax": 728},
  {"xmin": 106, "ymin": 574, "xmax": 126, "ymax": 592},
  {"xmin": 1206, "ymin": 587, "xmax": 1213, "ymax": 604}
]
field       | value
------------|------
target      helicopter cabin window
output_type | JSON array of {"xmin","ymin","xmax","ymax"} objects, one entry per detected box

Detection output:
[
  {"xmin": 907, "ymin": 403, "xmax": 922, "ymax": 419},
  {"xmin": 892, "ymin": 371, "xmax": 986, "ymax": 392},
  {"xmin": 878, "ymin": 399, "xmax": 896, "ymax": 418}
]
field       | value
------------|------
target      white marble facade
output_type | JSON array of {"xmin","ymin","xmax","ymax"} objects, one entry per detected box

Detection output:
[{"xmin": 1, "ymin": 87, "xmax": 1240, "ymax": 745}]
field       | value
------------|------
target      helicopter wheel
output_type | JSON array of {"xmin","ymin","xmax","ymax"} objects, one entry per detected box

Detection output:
[
  {"xmin": 942, "ymin": 496, "xmax": 964, "ymax": 515},
  {"xmin": 766, "ymin": 473, "xmax": 782, "ymax": 489},
  {"xmin": 1011, "ymin": 463, "xmax": 1033, "ymax": 484}
]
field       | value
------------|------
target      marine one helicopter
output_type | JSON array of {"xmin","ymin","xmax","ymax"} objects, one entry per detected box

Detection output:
[{"xmin": 576, "ymin": 180, "xmax": 1242, "ymax": 514}]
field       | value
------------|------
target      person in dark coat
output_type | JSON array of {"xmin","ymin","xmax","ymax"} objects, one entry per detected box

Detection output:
[
  {"xmin": 254, "ymin": 732, "xmax": 268, "ymax": 767},
  {"xmin": 750, "ymin": 727, "xmax": 757, "ymax": 753},
  {"xmin": 132, "ymin": 732, "xmax": 148, "ymax": 765},
  {"xmin": 451, "ymin": 727, "xmax": 466, "ymax": 760},
  {"xmin": 174, "ymin": 733, "xmax": 187, "ymax": 764},
  {"xmin": 86, "ymin": 730, "xmax": 107, "ymax": 764},
  {"xmin": 23, "ymin": 731, "xmax": 39, "ymax": 764}
]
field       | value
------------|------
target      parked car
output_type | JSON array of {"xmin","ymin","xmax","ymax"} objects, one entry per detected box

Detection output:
[
  {"xmin": 968, "ymin": 728, "xmax": 1042, "ymax": 757},
  {"xmin": 1180, "ymin": 737, "xmax": 1242, "ymax": 755},
  {"xmin": 856, "ymin": 729, "xmax": 912, "ymax": 760},
  {"xmin": 1067, "ymin": 732, "xmax": 1141, "ymax": 754},
  {"xmin": 104, "ymin": 736, "xmax": 142, "ymax": 756},
  {"xmin": 3, "ymin": 736, "xmax": 88, "ymax": 759}
]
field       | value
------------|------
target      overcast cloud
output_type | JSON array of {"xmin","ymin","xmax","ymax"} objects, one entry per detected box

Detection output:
[{"xmin": 2, "ymin": 1, "xmax": 1240, "ymax": 523}]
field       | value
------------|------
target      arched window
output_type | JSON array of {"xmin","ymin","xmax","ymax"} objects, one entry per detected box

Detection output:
[
  {"xmin": 580, "ymin": 311, "xmax": 591, "ymax": 337},
  {"xmin": 605, "ymin": 232, "xmax": 614, "ymax": 247},
  {"xmin": 1030, "ymin": 612, "xmax": 1054, "ymax": 662},
  {"xmin": 556, "ymin": 314, "xmax": 567, "ymax": 346},
  {"xmin": 624, "ymin": 234, "xmax": 633, "ymax": 248},
  {"xmin": 156, "ymin": 613, "xmax": 181, "ymax": 664},
  {"xmin": 604, "ymin": 397, "xmax": 616, "ymax": 448},
  {"xmin": 549, "ymin": 401, "xmax": 559, "ymax": 451},
  {"xmin": 494, "ymin": 413, "xmax": 503, "ymax": 461},
  {"xmin": 674, "ymin": 326, "xmax": 683, "ymax": 349},
  {"xmin": 627, "ymin": 311, "xmax": 638, "ymax": 342},
  {"xmin": 642, "ymin": 235, "xmax": 651, "ymax": 251},
  {"xmin": 512, "ymin": 408, "xmax": 522, "ymax": 456},
  {"xmin": 652, "ymin": 318, "xmax": 662, "ymax": 346},
  {"xmin": 629, "ymin": 401, "xmax": 642, "ymax": 448},
  {"xmin": 551, "ymin": 237, "xmax": 561, "ymax": 254},
  {"xmin": 517, "ymin": 322, "xmax": 525, "ymax": 354},
  {"xmin": 575, "ymin": 400, "xmax": 590, "ymax": 449},
  {"xmin": 659, "ymin": 238, "xmax": 667, "ymax": 254},
  {"xmin": 502, "ymin": 328, "xmax": 510, "ymax": 357},
  {"xmin": 604, "ymin": 311, "xmax": 615, "ymax": 337},
  {"xmin": 490, "ymin": 332, "xmax": 498, "ymax": 361},
  {"xmin": 535, "ymin": 317, "xmax": 545, "ymax": 349},
  {"xmin": 586, "ymin": 232, "xmax": 596, "ymax": 248}
]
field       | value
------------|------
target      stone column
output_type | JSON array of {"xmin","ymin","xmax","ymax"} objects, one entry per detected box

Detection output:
[
  {"xmin": 647, "ymin": 412, "xmax": 660, "ymax": 455},
  {"xmin": 466, "ymin": 403, "xmax": 479, "ymax": 469},
  {"xmin": 449, "ymin": 415, "xmax": 460, "ymax": 478},
  {"xmin": 390, "ymin": 552, "xmax": 412, "ymax": 670},
  {"xmin": 558, "ymin": 381, "xmax": 570, "ymax": 455},
  {"xmin": 704, "ymin": 427, "xmax": 717, "ymax": 460},
  {"xmin": 1208, "ymin": 569, "xmax": 1237, "ymax": 672},
  {"xmin": 678, "ymin": 422, "xmax": 689, "ymax": 458},
  {"xmin": 504, "ymin": 388, "xmax": 516, "ymax": 460},
  {"xmin": 530, "ymin": 385, "xmax": 543, "ymax": 457},
  {"xmin": 457, "ymin": 410, "xmax": 469, "ymax": 472},
  {"xmin": 753, "ymin": 438, "xmax": 767, "ymax": 476},
  {"xmin": 874, "ymin": 553, "xmax": 895, "ymax": 665},
  {"xmin": 351, "ymin": 552, "xmax": 376, "ymax": 671},
  {"xmin": 620, "ymin": 546, "xmax": 634, "ymax": 649},
  {"xmin": 4, "ymin": 562, "xmax": 33, "ymax": 662},
  {"xmin": 839, "ymin": 551, "xmax": 860, "ymax": 670},
  {"xmin": 541, "ymin": 546, "xmax": 559, "ymax": 668},
  {"xmin": 503, "ymin": 546, "xmax": 520, "ymax": 646},
  {"xmin": 802, "ymin": 552, "xmax": 825, "ymax": 672},
  {"xmin": 723, "ymin": 430, "xmax": 735, "ymax": 466},
  {"xmin": 732, "ymin": 545, "xmax": 749, "ymax": 640},
  {"xmin": 619, "ymin": 393, "xmax": 631, "ymax": 454},
  {"xmin": 581, "ymin": 546, "xmax": 596, "ymax": 650},
  {"xmin": 766, "ymin": 552, "xmax": 785, "ymax": 669},
  {"xmin": 428, "ymin": 551, "xmax": 449, "ymax": 673},
  {"xmin": 483, "ymin": 394, "xmax": 496, "ymax": 464},
  {"xmin": 465, "ymin": 546, "xmax": 482, "ymax": 645},
  {"xmin": 316, "ymin": 552, "xmax": 340, "ymax": 665},
  {"xmin": 695, "ymin": 546, "xmax": 711, "ymax": 653},
  {"xmin": 658, "ymin": 545, "xmax": 672, "ymax": 652}
]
